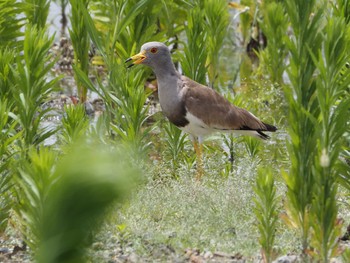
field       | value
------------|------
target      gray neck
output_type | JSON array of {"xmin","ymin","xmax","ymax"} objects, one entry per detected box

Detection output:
[
  {"xmin": 151, "ymin": 60, "xmax": 182, "ymax": 118},
  {"xmin": 151, "ymin": 59, "xmax": 178, "ymax": 81}
]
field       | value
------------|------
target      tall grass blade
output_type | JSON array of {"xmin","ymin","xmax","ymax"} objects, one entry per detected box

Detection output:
[
  {"xmin": 0, "ymin": 0, "xmax": 26, "ymax": 49},
  {"xmin": 203, "ymin": 0, "xmax": 229, "ymax": 88},
  {"xmin": 253, "ymin": 167, "xmax": 279, "ymax": 263},
  {"xmin": 0, "ymin": 100, "xmax": 21, "ymax": 232},
  {"xmin": 11, "ymin": 25, "xmax": 60, "ymax": 148},
  {"xmin": 69, "ymin": 0, "xmax": 90, "ymax": 102},
  {"xmin": 24, "ymin": 0, "xmax": 50, "ymax": 28},
  {"xmin": 281, "ymin": 0, "xmax": 325, "ymax": 252},
  {"xmin": 308, "ymin": 16, "xmax": 350, "ymax": 262}
]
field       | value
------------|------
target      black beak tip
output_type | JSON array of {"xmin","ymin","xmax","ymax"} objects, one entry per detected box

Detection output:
[
  {"xmin": 127, "ymin": 63, "xmax": 134, "ymax": 68},
  {"xmin": 125, "ymin": 57, "xmax": 132, "ymax": 63}
]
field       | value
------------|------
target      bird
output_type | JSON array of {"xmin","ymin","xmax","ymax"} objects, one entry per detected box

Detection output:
[{"xmin": 126, "ymin": 42, "xmax": 277, "ymax": 179}]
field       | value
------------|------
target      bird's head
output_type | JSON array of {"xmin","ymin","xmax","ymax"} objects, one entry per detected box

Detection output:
[{"xmin": 125, "ymin": 42, "xmax": 171, "ymax": 69}]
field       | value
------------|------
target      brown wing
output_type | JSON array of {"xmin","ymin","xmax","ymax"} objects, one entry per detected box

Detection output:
[{"xmin": 181, "ymin": 76, "xmax": 275, "ymax": 132}]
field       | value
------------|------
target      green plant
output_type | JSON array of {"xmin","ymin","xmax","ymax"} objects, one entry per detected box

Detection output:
[
  {"xmin": 332, "ymin": 0, "xmax": 350, "ymax": 24},
  {"xmin": 0, "ymin": 48, "xmax": 16, "ymax": 105},
  {"xmin": 258, "ymin": 1, "xmax": 288, "ymax": 84},
  {"xmin": 178, "ymin": 0, "xmax": 230, "ymax": 88},
  {"xmin": 109, "ymin": 70, "xmax": 154, "ymax": 158},
  {"xmin": 342, "ymin": 248, "xmax": 350, "ymax": 263},
  {"xmin": 162, "ymin": 121, "xmax": 189, "ymax": 175},
  {"xmin": 0, "ymin": 19, "xmax": 23, "ymax": 233},
  {"xmin": 24, "ymin": 0, "xmax": 50, "ymax": 28},
  {"xmin": 0, "ymin": 0, "xmax": 26, "ymax": 49},
  {"xmin": 239, "ymin": 0, "xmax": 257, "ymax": 47},
  {"xmin": 281, "ymin": 0, "xmax": 325, "ymax": 252},
  {"xmin": 11, "ymin": 25, "xmax": 60, "ymax": 148},
  {"xmin": 221, "ymin": 134, "xmax": 238, "ymax": 174},
  {"xmin": 0, "ymin": 99, "xmax": 21, "ymax": 232},
  {"xmin": 177, "ymin": 4, "xmax": 207, "ymax": 84},
  {"xmin": 60, "ymin": 104, "xmax": 90, "ymax": 144},
  {"xmin": 309, "ymin": 16, "xmax": 350, "ymax": 262},
  {"xmin": 35, "ymin": 141, "xmax": 140, "ymax": 263},
  {"xmin": 87, "ymin": 0, "xmax": 165, "ymax": 60},
  {"xmin": 69, "ymin": 0, "xmax": 90, "ymax": 102},
  {"xmin": 339, "ymin": 132, "xmax": 350, "ymax": 190},
  {"xmin": 203, "ymin": 0, "xmax": 229, "ymax": 88},
  {"xmin": 13, "ymin": 140, "xmax": 140, "ymax": 263},
  {"xmin": 242, "ymin": 136, "xmax": 261, "ymax": 158},
  {"xmin": 73, "ymin": 0, "xmax": 161, "ymax": 157},
  {"xmin": 156, "ymin": 0, "xmax": 186, "ymax": 40},
  {"xmin": 253, "ymin": 167, "xmax": 279, "ymax": 263},
  {"xmin": 15, "ymin": 147, "xmax": 58, "ymax": 249}
]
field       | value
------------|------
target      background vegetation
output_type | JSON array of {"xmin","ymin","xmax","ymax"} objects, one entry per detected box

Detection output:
[{"xmin": 0, "ymin": 0, "xmax": 349, "ymax": 262}]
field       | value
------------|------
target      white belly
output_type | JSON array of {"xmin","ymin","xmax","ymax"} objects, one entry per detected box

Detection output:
[
  {"xmin": 179, "ymin": 112, "xmax": 213, "ymax": 138},
  {"xmin": 178, "ymin": 111, "xmax": 263, "ymax": 141}
]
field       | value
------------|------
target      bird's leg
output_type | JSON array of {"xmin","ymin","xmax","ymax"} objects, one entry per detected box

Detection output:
[{"xmin": 194, "ymin": 141, "xmax": 204, "ymax": 180}]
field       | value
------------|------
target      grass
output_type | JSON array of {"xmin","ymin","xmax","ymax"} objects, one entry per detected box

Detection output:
[
  {"xmin": 88, "ymin": 128, "xmax": 293, "ymax": 261},
  {"xmin": 90, "ymin": 148, "xmax": 299, "ymax": 262}
]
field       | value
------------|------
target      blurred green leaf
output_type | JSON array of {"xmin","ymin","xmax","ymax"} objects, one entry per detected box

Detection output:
[{"xmin": 13, "ymin": 141, "xmax": 141, "ymax": 263}]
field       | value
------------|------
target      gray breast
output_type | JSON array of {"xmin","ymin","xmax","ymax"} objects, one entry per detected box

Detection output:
[
  {"xmin": 157, "ymin": 74, "xmax": 189, "ymax": 127},
  {"xmin": 165, "ymin": 100, "xmax": 189, "ymax": 127}
]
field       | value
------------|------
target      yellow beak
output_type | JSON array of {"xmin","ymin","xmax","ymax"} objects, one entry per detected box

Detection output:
[{"xmin": 125, "ymin": 50, "xmax": 147, "ymax": 68}]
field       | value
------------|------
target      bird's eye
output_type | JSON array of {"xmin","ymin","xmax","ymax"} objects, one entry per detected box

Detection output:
[{"xmin": 150, "ymin": 47, "xmax": 158, "ymax": 54}]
